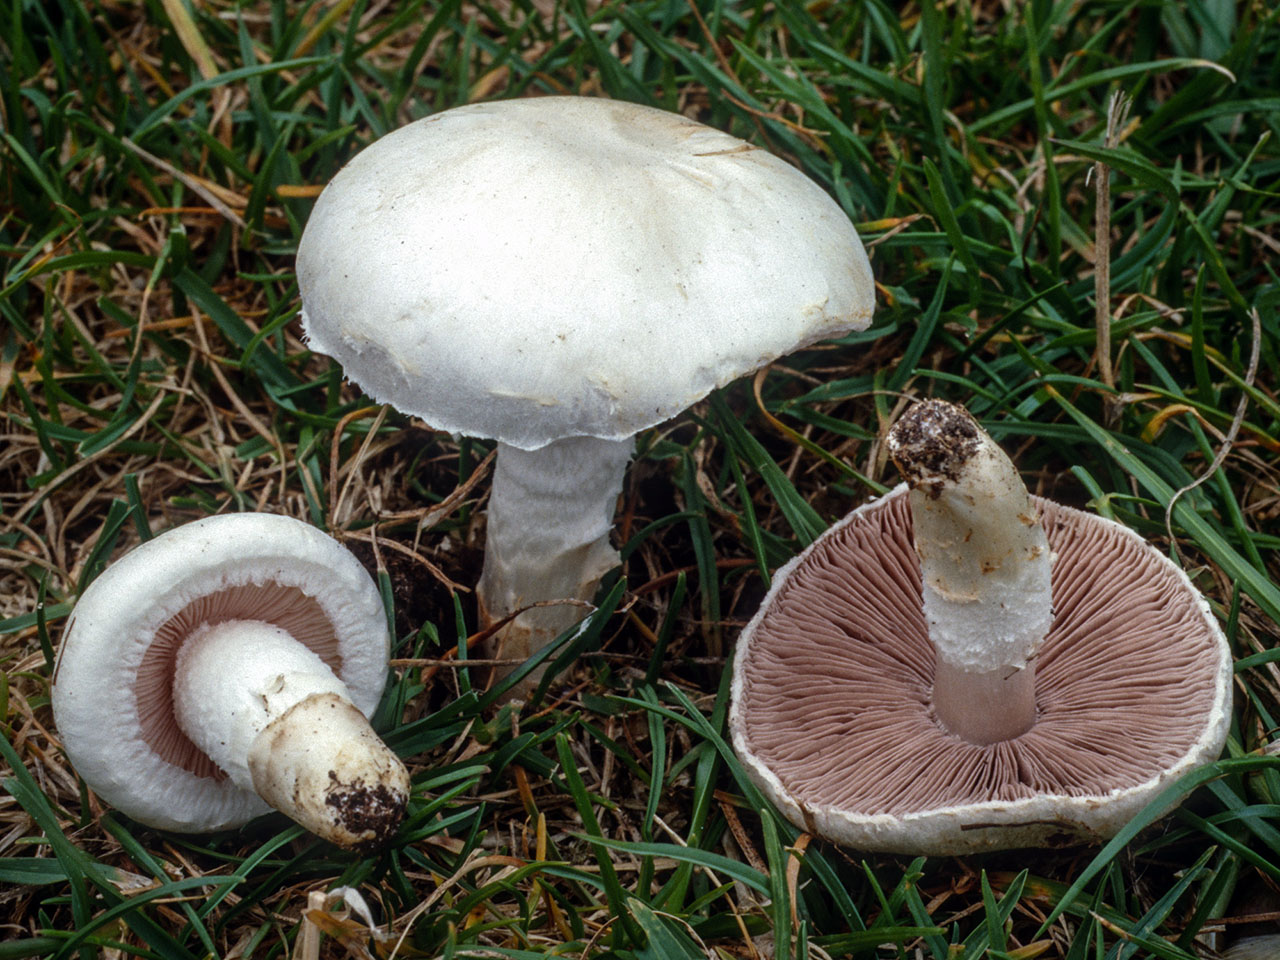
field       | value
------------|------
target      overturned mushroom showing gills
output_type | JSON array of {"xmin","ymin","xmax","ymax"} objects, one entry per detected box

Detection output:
[
  {"xmin": 730, "ymin": 400, "xmax": 1232, "ymax": 854},
  {"xmin": 52, "ymin": 513, "xmax": 410, "ymax": 851},
  {"xmin": 297, "ymin": 96, "xmax": 875, "ymax": 689}
]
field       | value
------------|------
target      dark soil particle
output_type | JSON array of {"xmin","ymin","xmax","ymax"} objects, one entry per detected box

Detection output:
[
  {"xmin": 325, "ymin": 781, "xmax": 407, "ymax": 852},
  {"xmin": 887, "ymin": 399, "xmax": 981, "ymax": 493}
]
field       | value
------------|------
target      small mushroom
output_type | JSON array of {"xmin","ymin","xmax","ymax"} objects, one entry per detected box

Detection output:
[
  {"xmin": 52, "ymin": 513, "xmax": 410, "ymax": 851},
  {"xmin": 1224, "ymin": 939, "xmax": 1280, "ymax": 960},
  {"xmin": 730, "ymin": 399, "xmax": 1232, "ymax": 853},
  {"xmin": 1220, "ymin": 880, "xmax": 1280, "ymax": 960},
  {"xmin": 296, "ymin": 96, "xmax": 875, "ymax": 688}
]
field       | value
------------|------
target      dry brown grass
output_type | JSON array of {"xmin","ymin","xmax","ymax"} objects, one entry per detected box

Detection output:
[{"xmin": 4, "ymin": 0, "xmax": 1280, "ymax": 957}]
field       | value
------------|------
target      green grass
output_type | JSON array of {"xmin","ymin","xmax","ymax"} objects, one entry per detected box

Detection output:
[{"xmin": 2, "ymin": 0, "xmax": 1279, "ymax": 957}]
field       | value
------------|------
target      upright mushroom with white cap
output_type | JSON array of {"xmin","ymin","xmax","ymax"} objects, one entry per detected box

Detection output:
[
  {"xmin": 730, "ymin": 399, "xmax": 1233, "ymax": 853},
  {"xmin": 296, "ymin": 95, "xmax": 875, "ymax": 687},
  {"xmin": 52, "ymin": 513, "xmax": 410, "ymax": 851}
]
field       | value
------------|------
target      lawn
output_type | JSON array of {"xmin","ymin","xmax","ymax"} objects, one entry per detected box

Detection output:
[{"xmin": 2, "ymin": 0, "xmax": 1279, "ymax": 957}]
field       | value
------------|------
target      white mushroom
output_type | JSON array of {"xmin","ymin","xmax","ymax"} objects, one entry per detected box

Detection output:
[
  {"xmin": 1224, "ymin": 939, "xmax": 1280, "ymax": 960},
  {"xmin": 730, "ymin": 400, "xmax": 1233, "ymax": 853},
  {"xmin": 297, "ymin": 96, "xmax": 875, "ymax": 689},
  {"xmin": 52, "ymin": 513, "xmax": 410, "ymax": 850}
]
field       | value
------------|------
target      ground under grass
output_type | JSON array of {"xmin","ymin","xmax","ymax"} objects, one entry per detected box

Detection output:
[{"xmin": 2, "ymin": 0, "xmax": 1279, "ymax": 957}]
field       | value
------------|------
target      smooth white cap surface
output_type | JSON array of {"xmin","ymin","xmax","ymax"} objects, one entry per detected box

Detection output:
[
  {"xmin": 298, "ymin": 96, "xmax": 875, "ymax": 451},
  {"xmin": 52, "ymin": 513, "xmax": 390, "ymax": 833}
]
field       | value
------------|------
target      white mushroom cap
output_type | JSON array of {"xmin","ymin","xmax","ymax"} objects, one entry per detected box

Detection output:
[
  {"xmin": 297, "ymin": 96, "xmax": 875, "ymax": 451},
  {"xmin": 52, "ymin": 513, "xmax": 390, "ymax": 834},
  {"xmin": 1225, "ymin": 938, "xmax": 1280, "ymax": 960},
  {"xmin": 730, "ymin": 485, "xmax": 1233, "ymax": 854}
]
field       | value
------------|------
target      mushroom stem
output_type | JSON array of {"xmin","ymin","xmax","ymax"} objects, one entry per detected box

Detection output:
[
  {"xmin": 886, "ymin": 400, "xmax": 1052, "ymax": 745},
  {"xmin": 172, "ymin": 619, "xmax": 409, "ymax": 849},
  {"xmin": 477, "ymin": 436, "xmax": 633, "ymax": 690}
]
